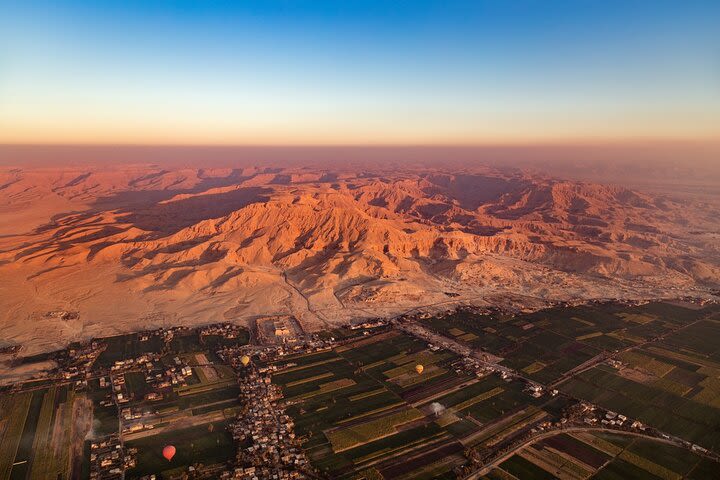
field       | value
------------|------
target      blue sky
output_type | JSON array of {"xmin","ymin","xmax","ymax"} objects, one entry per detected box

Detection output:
[{"xmin": 1, "ymin": 0, "xmax": 718, "ymax": 144}]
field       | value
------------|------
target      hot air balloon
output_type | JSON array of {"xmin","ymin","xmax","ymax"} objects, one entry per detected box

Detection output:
[
  {"xmin": 241, "ymin": 355, "xmax": 250, "ymax": 366},
  {"xmin": 162, "ymin": 445, "xmax": 176, "ymax": 462},
  {"xmin": 415, "ymin": 364, "xmax": 424, "ymax": 375}
]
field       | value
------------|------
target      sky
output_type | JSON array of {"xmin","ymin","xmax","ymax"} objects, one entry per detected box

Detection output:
[{"xmin": 0, "ymin": 0, "xmax": 719, "ymax": 146}]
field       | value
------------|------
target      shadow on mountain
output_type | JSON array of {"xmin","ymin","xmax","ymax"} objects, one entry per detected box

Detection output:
[
  {"xmin": 12, "ymin": 185, "xmax": 271, "ymax": 262},
  {"xmin": 90, "ymin": 168, "xmax": 260, "ymax": 210},
  {"xmin": 422, "ymin": 173, "xmax": 528, "ymax": 210},
  {"xmin": 114, "ymin": 186, "xmax": 271, "ymax": 234}
]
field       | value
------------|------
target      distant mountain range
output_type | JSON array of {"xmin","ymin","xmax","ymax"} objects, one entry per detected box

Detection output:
[{"xmin": 1, "ymin": 164, "xmax": 718, "ymax": 354}]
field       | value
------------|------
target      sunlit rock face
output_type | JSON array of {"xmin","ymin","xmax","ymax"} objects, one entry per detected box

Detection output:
[{"xmin": 1, "ymin": 164, "xmax": 718, "ymax": 354}]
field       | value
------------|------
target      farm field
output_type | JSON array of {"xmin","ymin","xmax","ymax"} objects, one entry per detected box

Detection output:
[
  {"xmin": 421, "ymin": 302, "xmax": 719, "ymax": 385},
  {"xmin": 95, "ymin": 333, "xmax": 165, "ymax": 368},
  {"xmin": 271, "ymin": 331, "xmax": 556, "ymax": 479},
  {"xmin": 119, "ymin": 349, "xmax": 242, "ymax": 478},
  {"xmin": 271, "ymin": 332, "xmax": 469, "ymax": 478},
  {"xmin": 0, "ymin": 392, "xmax": 32, "ymax": 480},
  {"xmin": 268, "ymin": 304, "xmax": 720, "ymax": 479},
  {"xmin": 559, "ymin": 313, "xmax": 720, "ymax": 451},
  {"xmin": 125, "ymin": 420, "xmax": 235, "ymax": 479},
  {"xmin": 487, "ymin": 431, "xmax": 719, "ymax": 480},
  {"xmin": 0, "ymin": 386, "xmax": 91, "ymax": 480},
  {"xmin": 561, "ymin": 363, "xmax": 720, "ymax": 450},
  {"xmin": 80, "ymin": 328, "xmax": 249, "ymax": 479},
  {"xmin": 2, "ymin": 303, "xmax": 719, "ymax": 479}
]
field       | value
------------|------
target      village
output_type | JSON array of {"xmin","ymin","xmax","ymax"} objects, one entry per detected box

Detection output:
[
  {"xmin": 223, "ymin": 363, "xmax": 310, "ymax": 479},
  {"xmin": 1, "ymin": 299, "xmax": 720, "ymax": 479}
]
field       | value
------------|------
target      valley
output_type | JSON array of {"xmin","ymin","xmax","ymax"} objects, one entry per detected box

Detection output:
[{"xmin": 0, "ymin": 164, "xmax": 718, "ymax": 362}]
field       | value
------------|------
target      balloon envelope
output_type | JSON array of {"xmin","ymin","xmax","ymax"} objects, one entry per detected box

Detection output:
[
  {"xmin": 241, "ymin": 355, "xmax": 250, "ymax": 366},
  {"xmin": 415, "ymin": 364, "xmax": 424, "ymax": 374},
  {"xmin": 162, "ymin": 445, "xmax": 176, "ymax": 461}
]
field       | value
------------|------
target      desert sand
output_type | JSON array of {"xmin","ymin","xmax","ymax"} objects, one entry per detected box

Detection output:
[{"xmin": 0, "ymin": 164, "xmax": 718, "ymax": 356}]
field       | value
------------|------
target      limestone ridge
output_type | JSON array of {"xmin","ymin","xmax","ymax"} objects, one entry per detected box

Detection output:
[{"xmin": 0, "ymin": 165, "xmax": 717, "ymax": 354}]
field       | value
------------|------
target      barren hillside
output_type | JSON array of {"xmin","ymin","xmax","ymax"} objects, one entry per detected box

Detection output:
[{"xmin": 1, "ymin": 164, "xmax": 718, "ymax": 354}]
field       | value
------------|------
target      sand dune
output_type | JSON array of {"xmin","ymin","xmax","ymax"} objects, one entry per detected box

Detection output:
[{"xmin": 0, "ymin": 164, "xmax": 718, "ymax": 355}]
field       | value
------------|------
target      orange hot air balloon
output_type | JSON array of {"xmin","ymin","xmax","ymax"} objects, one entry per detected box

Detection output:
[
  {"xmin": 241, "ymin": 355, "xmax": 250, "ymax": 366},
  {"xmin": 162, "ymin": 445, "xmax": 176, "ymax": 462},
  {"xmin": 415, "ymin": 364, "xmax": 424, "ymax": 375}
]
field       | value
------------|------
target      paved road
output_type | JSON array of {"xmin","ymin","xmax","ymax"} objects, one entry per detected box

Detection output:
[
  {"xmin": 396, "ymin": 321, "xmax": 513, "ymax": 376},
  {"xmin": 397, "ymin": 316, "xmax": 720, "ymax": 479}
]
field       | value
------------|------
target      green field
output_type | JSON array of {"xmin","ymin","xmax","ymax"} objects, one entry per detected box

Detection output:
[
  {"xmin": 9, "ymin": 389, "xmax": 45, "ymax": 480},
  {"xmin": 326, "ymin": 407, "xmax": 424, "ymax": 452},
  {"xmin": 0, "ymin": 392, "xmax": 32, "ymax": 480},
  {"xmin": 273, "ymin": 330, "xmax": 562, "ymax": 479},
  {"xmin": 121, "ymin": 347, "xmax": 243, "ymax": 476},
  {"xmin": 270, "ymin": 332, "xmax": 478, "ymax": 478},
  {"xmin": 3, "ymin": 303, "xmax": 719, "ymax": 480},
  {"xmin": 96, "ymin": 333, "xmax": 164, "ymax": 367},
  {"xmin": 495, "ymin": 431, "xmax": 718, "ymax": 480},
  {"xmin": 558, "ymin": 316, "xmax": 720, "ymax": 445},
  {"xmin": 200, "ymin": 328, "xmax": 250, "ymax": 351},
  {"xmin": 77, "ymin": 339, "xmax": 246, "ymax": 478},
  {"xmin": 125, "ymin": 420, "xmax": 235, "ymax": 479},
  {"xmin": 563, "ymin": 365, "xmax": 720, "ymax": 449},
  {"xmin": 0, "ymin": 386, "xmax": 88, "ymax": 480},
  {"xmin": 421, "ymin": 302, "xmax": 719, "ymax": 385}
]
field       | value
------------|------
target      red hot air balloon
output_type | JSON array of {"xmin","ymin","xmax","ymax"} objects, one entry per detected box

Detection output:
[{"xmin": 162, "ymin": 445, "xmax": 176, "ymax": 461}]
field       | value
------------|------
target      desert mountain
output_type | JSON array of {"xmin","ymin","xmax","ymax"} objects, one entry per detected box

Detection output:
[{"xmin": 0, "ymin": 165, "xmax": 718, "ymax": 354}]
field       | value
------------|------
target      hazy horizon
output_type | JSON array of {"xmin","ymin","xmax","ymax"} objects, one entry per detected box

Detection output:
[
  {"xmin": 2, "ymin": 1, "xmax": 719, "ymax": 146},
  {"xmin": 2, "ymin": 143, "xmax": 720, "ymax": 191}
]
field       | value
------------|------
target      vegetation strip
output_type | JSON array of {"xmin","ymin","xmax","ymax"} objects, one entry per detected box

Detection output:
[
  {"xmin": 326, "ymin": 408, "xmax": 424, "ymax": 452},
  {"xmin": 285, "ymin": 372, "xmax": 334, "ymax": 387},
  {"xmin": 454, "ymin": 386, "xmax": 504, "ymax": 411}
]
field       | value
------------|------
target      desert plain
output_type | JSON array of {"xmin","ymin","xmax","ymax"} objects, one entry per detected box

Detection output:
[{"xmin": 0, "ymin": 163, "xmax": 718, "ymax": 360}]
